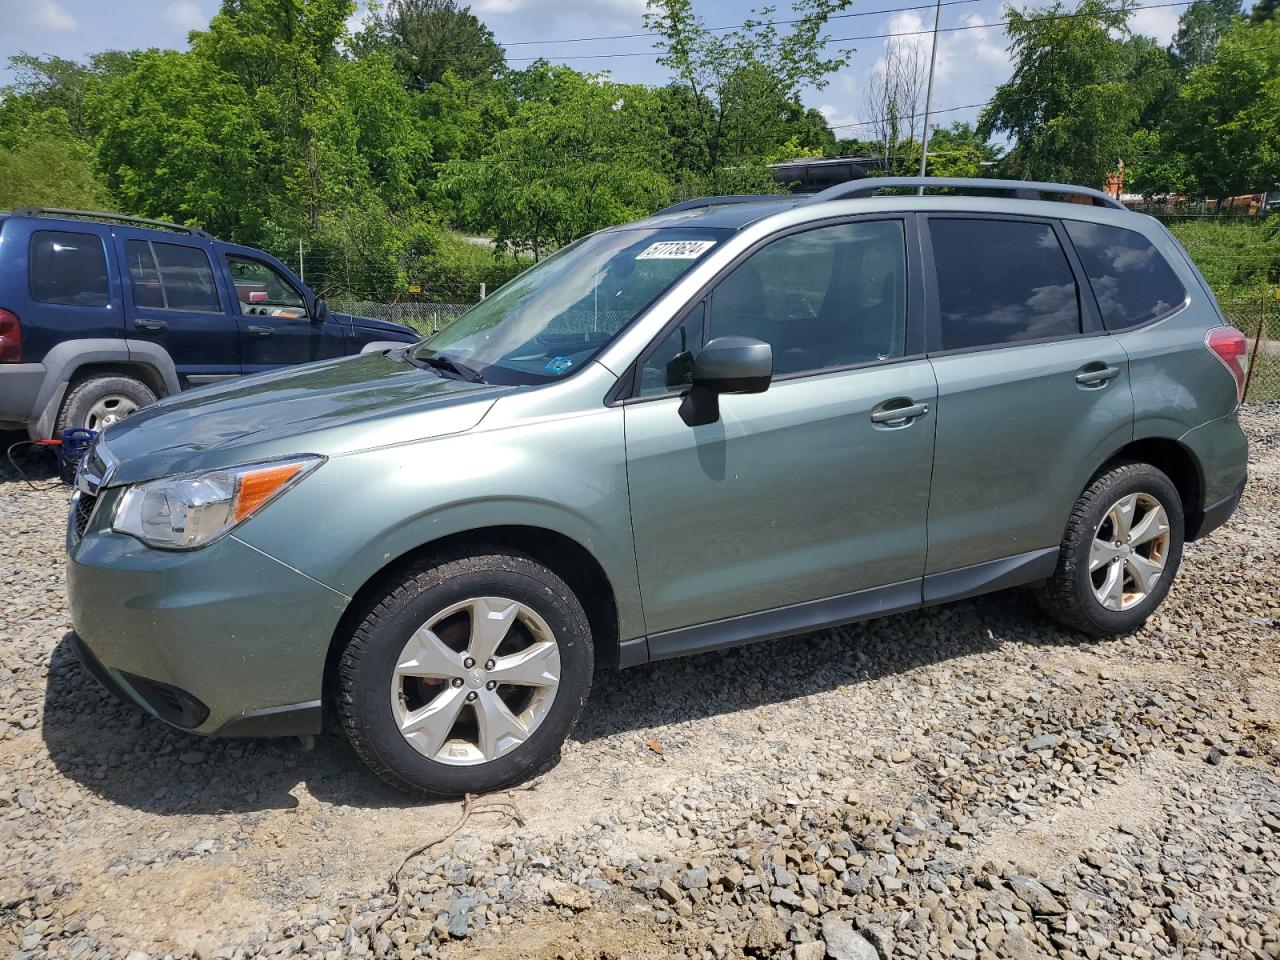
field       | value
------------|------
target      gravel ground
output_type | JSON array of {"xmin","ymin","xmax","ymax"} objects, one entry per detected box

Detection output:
[{"xmin": 2, "ymin": 405, "xmax": 1278, "ymax": 960}]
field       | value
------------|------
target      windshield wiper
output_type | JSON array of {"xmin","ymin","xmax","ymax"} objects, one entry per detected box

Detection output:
[{"xmin": 413, "ymin": 352, "xmax": 485, "ymax": 383}]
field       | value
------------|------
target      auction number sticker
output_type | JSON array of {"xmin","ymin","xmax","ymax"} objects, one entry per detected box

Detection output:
[{"xmin": 636, "ymin": 240, "xmax": 717, "ymax": 260}]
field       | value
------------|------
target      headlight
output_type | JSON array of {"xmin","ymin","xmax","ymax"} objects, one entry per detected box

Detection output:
[{"xmin": 112, "ymin": 455, "xmax": 323, "ymax": 550}]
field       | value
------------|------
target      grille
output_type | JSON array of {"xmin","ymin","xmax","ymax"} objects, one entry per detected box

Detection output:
[{"xmin": 73, "ymin": 493, "xmax": 98, "ymax": 537}]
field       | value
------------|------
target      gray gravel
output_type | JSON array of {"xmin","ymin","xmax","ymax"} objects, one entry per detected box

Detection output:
[{"xmin": 2, "ymin": 405, "xmax": 1278, "ymax": 960}]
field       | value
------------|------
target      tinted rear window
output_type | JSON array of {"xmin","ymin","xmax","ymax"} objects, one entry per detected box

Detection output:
[
  {"xmin": 152, "ymin": 242, "xmax": 221, "ymax": 312},
  {"xmin": 1064, "ymin": 221, "xmax": 1186, "ymax": 329},
  {"xmin": 30, "ymin": 230, "xmax": 109, "ymax": 307},
  {"xmin": 930, "ymin": 218, "xmax": 1081, "ymax": 351}
]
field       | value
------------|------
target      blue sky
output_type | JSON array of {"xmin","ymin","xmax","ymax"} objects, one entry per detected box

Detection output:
[{"xmin": 0, "ymin": 0, "xmax": 1189, "ymax": 136}]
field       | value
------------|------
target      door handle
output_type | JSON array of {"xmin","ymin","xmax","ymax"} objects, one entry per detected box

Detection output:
[
  {"xmin": 1075, "ymin": 364, "xmax": 1121, "ymax": 386},
  {"xmin": 247, "ymin": 325, "xmax": 275, "ymax": 337},
  {"xmin": 870, "ymin": 401, "xmax": 930, "ymax": 424},
  {"xmin": 135, "ymin": 318, "xmax": 167, "ymax": 332}
]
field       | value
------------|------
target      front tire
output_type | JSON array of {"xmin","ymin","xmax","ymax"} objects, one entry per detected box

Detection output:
[
  {"xmin": 1035, "ymin": 462, "xmax": 1184, "ymax": 637},
  {"xmin": 55, "ymin": 375, "xmax": 156, "ymax": 434},
  {"xmin": 338, "ymin": 549, "xmax": 594, "ymax": 797}
]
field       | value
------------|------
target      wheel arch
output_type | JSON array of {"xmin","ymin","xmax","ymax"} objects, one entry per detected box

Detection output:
[
  {"xmin": 1091, "ymin": 436, "xmax": 1203, "ymax": 539},
  {"xmin": 323, "ymin": 524, "xmax": 623, "ymax": 716}
]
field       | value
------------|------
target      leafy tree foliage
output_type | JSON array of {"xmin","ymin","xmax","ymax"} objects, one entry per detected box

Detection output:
[
  {"xmin": 1171, "ymin": 0, "xmax": 1243, "ymax": 71},
  {"xmin": 353, "ymin": 0, "xmax": 504, "ymax": 87},
  {"xmin": 1169, "ymin": 18, "xmax": 1280, "ymax": 200}
]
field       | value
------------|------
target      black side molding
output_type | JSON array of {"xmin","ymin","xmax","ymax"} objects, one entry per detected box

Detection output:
[
  {"xmin": 644, "ymin": 579, "xmax": 922, "ymax": 663},
  {"xmin": 620, "ymin": 547, "xmax": 1063, "ymax": 668},
  {"xmin": 921, "ymin": 547, "xmax": 1059, "ymax": 606}
]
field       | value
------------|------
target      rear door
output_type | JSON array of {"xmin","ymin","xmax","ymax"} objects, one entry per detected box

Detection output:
[
  {"xmin": 222, "ymin": 251, "xmax": 347, "ymax": 373},
  {"xmin": 921, "ymin": 214, "xmax": 1134, "ymax": 585},
  {"xmin": 115, "ymin": 229, "xmax": 241, "ymax": 385}
]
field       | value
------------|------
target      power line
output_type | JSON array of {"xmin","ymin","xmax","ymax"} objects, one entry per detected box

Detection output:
[
  {"xmin": 410, "ymin": 1, "xmax": 1196, "ymax": 65},
  {"xmin": 498, "ymin": 0, "xmax": 985, "ymax": 47}
]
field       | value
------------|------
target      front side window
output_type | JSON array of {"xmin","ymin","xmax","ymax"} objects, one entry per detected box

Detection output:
[
  {"xmin": 930, "ymin": 219, "xmax": 1080, "ymax": 351},
  {"xmin": 1064, "ymin": 221, "xmax": 1186, "ymax": 330},
  {"xmin": 414, "ymin": 228, "xmax": 725, "ymax": 386},
  {"xmin": 227, "ymin": 255, "xmax": 307, "ymax": 319},
  {"xmin": 30, "ymin": 230, "xmax": 109, "ymax": 307},
  {"xmin": 706, "ymin": 219, "xmax": 908, "ymax": 377}
]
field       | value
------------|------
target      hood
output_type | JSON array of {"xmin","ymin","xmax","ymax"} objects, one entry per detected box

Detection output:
[
  {"xmin": 100, "ymin": 351, "xmax": 507, "ymax": 485},
  {"xmin": 337, "ymin": 312, "xmax": 420, "ymax": 341}
]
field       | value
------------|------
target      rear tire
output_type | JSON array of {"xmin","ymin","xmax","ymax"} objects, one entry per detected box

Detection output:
[
  {"xmin": 55, "ymin": 375, "xmax": 156, "ymax": 434},
  {"xmin": 1034, "ymin": 462, "xmax": 1184, "ymax": 637},
  {"xmin": 338, "ymin": 548, "xmax": 594, "ymax": 798}
]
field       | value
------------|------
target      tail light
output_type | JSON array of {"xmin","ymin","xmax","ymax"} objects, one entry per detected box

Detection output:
[
  {"xmin": 1205, "ymin": 326, "xmax": 1248, "ymax": 406},
  {"xmin": 0, "ymin": 309, "xmax": 20, "ymax": 363}
]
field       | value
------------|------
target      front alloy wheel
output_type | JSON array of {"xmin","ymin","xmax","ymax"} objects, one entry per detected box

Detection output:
[
  {"xmin": 391, "ymin": 597, "xmax": 561, "ymax": 765},
  {"xmin": 339, "ymin": 549, "xmax": 593, "ymax": 797}
]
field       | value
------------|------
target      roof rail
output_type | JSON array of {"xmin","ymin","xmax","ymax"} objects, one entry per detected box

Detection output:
[
  {"xmin": 805, "ymin": 177, "xmax": 1127, "ymax": 211},
  {"xmin": 11, "ymin": 207, "xmax": 214, "ymax": 238},
  {"xmin": 656, "ymin": 194, "xmax": 793, "ymax": 215}
]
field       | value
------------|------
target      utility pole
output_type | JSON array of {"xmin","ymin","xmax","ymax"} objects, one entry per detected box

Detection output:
[
  {"xmin": 298, "ymin": 238, "xmax": 305, "ymax": 282},
  {"xmin": 917, "ymin": 0, "xmax": 942, "ymax": 193}
]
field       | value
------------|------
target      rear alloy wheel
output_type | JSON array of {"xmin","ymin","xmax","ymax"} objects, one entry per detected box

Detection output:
[
  {"xmin": 1035, "ymin": 462, "xmax": 1184, "ymax": 637},
  {"xmin": 339, "ymin": 549, "xmax": 593, "ymax": 797}
]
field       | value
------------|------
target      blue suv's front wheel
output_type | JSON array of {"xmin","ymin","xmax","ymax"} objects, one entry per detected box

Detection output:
[{"xmin": 337, "ymin": 547, "xmax": 594, "ymax": 797}]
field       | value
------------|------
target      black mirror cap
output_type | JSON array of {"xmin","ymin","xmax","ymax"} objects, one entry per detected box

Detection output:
[
  {"xmin": 692, "ymin": 336, "xmax": 772, "ymax": 394},
  {"xmin": 313, "ymin": 297, "xmax": 329, "ymax": 322}
]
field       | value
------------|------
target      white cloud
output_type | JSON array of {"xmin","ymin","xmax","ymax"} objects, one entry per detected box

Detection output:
[
  {"xmin": 346, "ymin": 3, "xmax": 372, "ymax": 37},
  {"xmin": 164, "ymin": 0, "xmax": 206, "ymax": 33},
  {"xmin": 1130, "ymin": 4, "xmax": 1181, "ymax": 45},
  {"xmin": 6, "ymin": 0, "xmax": 76, "ymax": 31}
]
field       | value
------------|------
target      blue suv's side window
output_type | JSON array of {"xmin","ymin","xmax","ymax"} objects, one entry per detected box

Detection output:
[
  {"xmin": 125, "ymin": 239, "xmax": 222, "ymax": 313},
  {"xmin": 30, "ymin": 230, "xmax": 109, "ymax": 307}
]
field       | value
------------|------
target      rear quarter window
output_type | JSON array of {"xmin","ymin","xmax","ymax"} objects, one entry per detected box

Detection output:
[
  {"xmin": 1063, "ymin": 221, "xmax": 1187, "ymax": 330},
  {"xmin": 30, "ymin": 230, "xmax": 110, "ymax": 307}
]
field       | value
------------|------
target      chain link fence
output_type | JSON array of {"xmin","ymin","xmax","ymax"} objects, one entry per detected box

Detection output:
[
  {"xmin": 1219, "ymin": 293, "xmax": 1279, "ymax": 404},
  {"xmin": 330, "ymin": 300, "xmax": 473, "ymax": 337}
]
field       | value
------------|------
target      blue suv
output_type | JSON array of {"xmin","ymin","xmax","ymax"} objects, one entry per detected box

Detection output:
[{"xmin": 0, "ymin": 208, "xmax": 419, "ymax": 438}]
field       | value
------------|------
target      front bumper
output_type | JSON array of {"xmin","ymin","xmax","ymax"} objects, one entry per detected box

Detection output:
[{"xmin": 66, "ymin": 491, "xmax": 348, "ymax": 736}]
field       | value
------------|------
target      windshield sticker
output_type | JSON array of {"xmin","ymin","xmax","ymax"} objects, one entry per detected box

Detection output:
[
  {"xmin": 545, "ymin": 356, "xmax": 574, "ymax": 375},
  {"xmin": 636, "ymin": 240, "xmax": 716, "ymax": 260}
]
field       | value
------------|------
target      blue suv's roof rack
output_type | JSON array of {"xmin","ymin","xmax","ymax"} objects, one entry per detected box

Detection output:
[
  {"xmin": 804, "ymin": 176, "xmax": 1128, "ymax": 210},
  {"xmin": 11, "ymin": 207, "xmax": 214, "ymax": 239}
]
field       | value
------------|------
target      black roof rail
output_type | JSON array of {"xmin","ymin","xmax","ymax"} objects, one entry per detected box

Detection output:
[
  {"xmin": 656, "ymin": 194, "xmax": 793, "ymax": 215},
  {"xmin": 805, "ymin": 177, "xmax": 1127, "ymax": 211},
  {"xmin": 11, "ymin": 207, "xmax": 214, "ymax": 238}
]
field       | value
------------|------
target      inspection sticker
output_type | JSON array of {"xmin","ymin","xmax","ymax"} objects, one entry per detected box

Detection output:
[{"xmin": 636, "ymin": 240, "xmax": 716, "ymax": 260}]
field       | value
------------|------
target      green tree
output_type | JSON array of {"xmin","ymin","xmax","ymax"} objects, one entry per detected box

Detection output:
[
  {"xmin": 442, "ymin": 65, "xmax": 671, "ymax": 259},
  {"xmin": 1250, "ymin": 0, "xmax": 1276, "ymax": 22},
  {"xmin": 353, "ymin": 0, "xmax": 503, "ymax": 88},
  {"xmin": 979, "ymin": 0, "xmax": 1159, "ymax": 187},
  {"xmin": 1171, "ymin": 17, "xmax": 1280, "ymax": 201},
  {"xmin": 920, "ymin": 122, "xmax": 1001, "ymax": 178},
  {"xmin": 644, "ymin": 0, "xmax": 850, "ymax": 193},
  {"xmin": 1172, "ymin": 0, "xmax": 1243, "ymax": 71}
]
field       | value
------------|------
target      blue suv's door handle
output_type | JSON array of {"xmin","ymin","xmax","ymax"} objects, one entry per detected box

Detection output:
[
  {"xmin": 135, "ymin": 318, "xmax": 167, "ymax": 332},
  {"xmin": 1076, "ymin": 364, "xmax": 1121, "ymax": 386},
  {"xmin": 247, "ymin": 325, "xmax": 275, "ymax": 337}
]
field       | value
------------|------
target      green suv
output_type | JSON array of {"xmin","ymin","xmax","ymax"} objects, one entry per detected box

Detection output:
[{"xmin": 65, "ymin": 178, "xmax": 1249, "ymax": 796}]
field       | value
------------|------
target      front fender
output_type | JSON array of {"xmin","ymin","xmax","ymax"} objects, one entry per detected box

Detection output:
[{"xmin": 234, "ymin": 406, "xmax": 646, "ymax": 643}]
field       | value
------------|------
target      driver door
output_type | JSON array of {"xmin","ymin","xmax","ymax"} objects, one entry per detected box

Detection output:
[
  {"xmin": 225, "ymin": 253, "xmax": 347, "ymax": 372},
  {"xmin": 624, "ymin": 217, "xmax": 937, "ymax": 648}
]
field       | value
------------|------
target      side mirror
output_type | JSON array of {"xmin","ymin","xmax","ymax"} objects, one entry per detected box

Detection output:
[
  {"xmin": 313, "ymin": 297, "xmax": 329, "ymax": 323},
  {"xmin": 679, "ymin": 336, "xmax": 772, "ymax": 427}
]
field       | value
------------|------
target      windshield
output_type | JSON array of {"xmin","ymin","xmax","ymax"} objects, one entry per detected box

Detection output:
[{"xmin": 412, "ymin": 227, "xmax": 726, "ymax": 385}]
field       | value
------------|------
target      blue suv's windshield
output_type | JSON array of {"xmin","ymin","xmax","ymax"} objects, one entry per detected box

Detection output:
[{"xmin": 412, "ymin": 227, "xmax": 727, "ymax": 385}]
